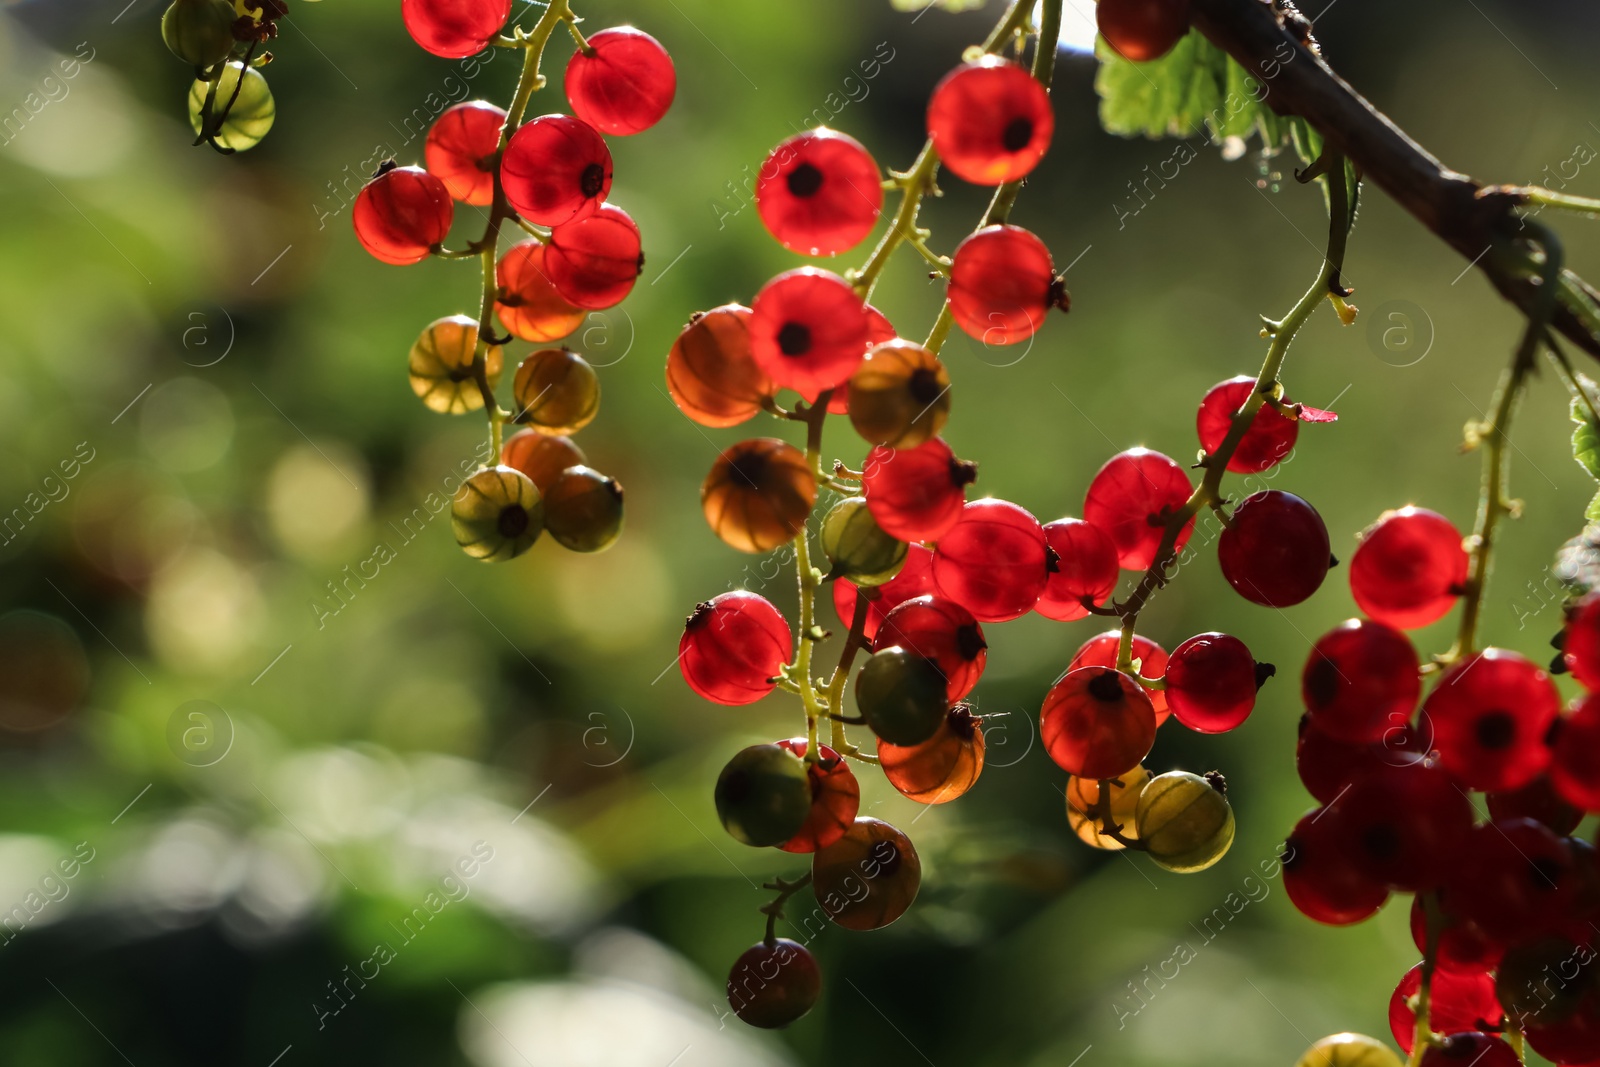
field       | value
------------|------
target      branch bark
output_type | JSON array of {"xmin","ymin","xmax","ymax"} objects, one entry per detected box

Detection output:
[{"xmin": 1189, "ymin": 0, "xmax": 1600, "ymax": 359}]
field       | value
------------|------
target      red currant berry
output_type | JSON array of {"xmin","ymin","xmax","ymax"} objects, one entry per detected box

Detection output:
[
  {"xmin": 947, "ymin": 225, "xmax": 1067, "ymax": 347},
  {"xmin": 679, "ymin": 590, "xmax": 792, "ymax": 705},
  {"xmin": 1525, "ymin": 1006, "xmax": 1600, "ymax": 1066},
  {"xmin": 749, "ymin": 268, "xmax": 869, "ymax": 398},
  {"xmin": 926, "ymin": 55, "xmax": 1054, "ymax": 185},
  {"xmin": 1564, "ymin": 592, "xmax": 1600, "ymax": 688},
  {"xmin": 1409, "ymin": 892, "xmax": 1503, "ymax": 974},
  {"xmin": 873, "ymin": 595, "xmax": 987, "ymax": 702},
  {"xmin": 353, "ymin": 164, "xmax": 453, "ymax": 266},
  {"xmin": 1488, "ymin": 774, "xmax": 1585, "ymax": 835},
  {"xmin": 1328, "ymin": 761, "xmax": 1475, "ymax": 891},
  {"xmin": 774, "ymin": 739, "xmax": 860, "ymax": 854},
  {"xmin": 1303, "ymin": 619, "xmax": 1422, "ymax": 745},
  {"xmin": 1553, "ymin": 694, "xmax": 1600, "ymax": 811},
  {"xmin": 878, "ymin": 704, "xmax": 985, "ymax": 805},
  {"xmin": 1424, "ymin": 648, "xmax": 1558, "ymax": 793},
  {"xmin": 1096, "ymin": 0, "xmax": 1192, "ymax": 62},
  {"xmin": 1388, "ymin": 965, "xmax": 1502, "ymax": 1055},
  {"xmin": 666, "ymin": 305, "xmax": 774, "ymax": 429},
  {"xmin": 1350, "ymin": 507, "xmax": 1469, "ymax": 630},
  {"xmin": 756, "ymin": 128, "xmax": 883, "ymax": 257},
  {"xmin": 425, "ymin": 101, "xmax": 506, "ymax": 206},
  {"xmin": 1069, "ymin": 630, "xmax": 1170, "ymax": 721},
  {"xmin": 847, "ymin": 340, "xmax": 951, "ymax": 451},
  {"xmin": 1217, "ymin": 490, "xmax": 1331, "ymax": 607},
  {"xmin": 701, "ymin": 438, "xmax": 817, "ymax": 554},
  {"xmin": 1041, "ymin": 666, "xmax": 1158, "ymax": 779},
  {"xmin": 812, "ymin": 817, "xmax": 921, "ymax": 931},
  {"xmin": 1418, "ymin": 1034, "xmax": 1519, "ymax": 1067},
  {"xmin": 1283, "ymin": 808, "xmax": 1390, "ymax": 926},
  {"xmin": 726, "ymin": 938, "xmax": 820, "ymax": 1029},
  {"xmin": 501, "ymin": 429, "xmax": 583, "ymax": 494},
  {"xmin": 829, "ymin": 303, "xmax": 898, "ymax": 416},
  {"xmin": 861, "ymin": 438, "xmax": 977, "ymax": 543},
  {"xmin": 931, "ymin": 499, "xmax": 1051, "ymax": 622},
  {"xmin": 402, "ymin": 0, "xmax": 510, "ymax": 59},
  {"xmin": 833, "ymin": 543, "xmax": 935, "ymax": 641},
  {"xmin": 564, "ymin": 26, "xmax": 675, "ymax": 136},
  {"xmin": 1165, "ymin": 632, "xmax": 1265, "ymax": 734},
  {"xmin": 495, "ymin": 240, "xmax": 585, "ymax": 343},
  {"xmin": 545, "ymin": 203, "xmax": 642, "ymax": 310},
  {"xmin": 1196, "ymin": 376, "xmax": 1298, "ymax": 473},
  {"xmin": 1449, "ymin": 817, "xmax": 1577, "ymax": 943},
  {"xmin": 501, "ymin": 114, "xmax": 612, "ymax": 227},
  {"xmin": 1296, "ymin": 714, "xmax": 1428, "ymax": 805},
  {"xmin": 1036, "ymin": 518, "xmax": 1120, "ymax": 622},
  {"xmin": 1083, "ymin": 448, "xmax": 1195, "ymax": 571}
]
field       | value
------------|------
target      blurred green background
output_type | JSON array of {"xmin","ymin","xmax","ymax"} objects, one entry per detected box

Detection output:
[{"xmin": 0, "ymin": 0, "xmax": 1597, "ymax": 1063}]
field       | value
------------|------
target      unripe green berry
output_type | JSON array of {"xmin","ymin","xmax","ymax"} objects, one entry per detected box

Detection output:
[
  {"xmin": 188, "ymin": 62, "xmax": 277, "ymax": 153},
  {"xmin": 1293, "ymin": 1033, "xmax": 1403, "ymax": 1067},
  {"xmin": 714, "ymin": 744, "xmax": 812, "ymax": 848},
  {"xmin": 821, "ymin": 496, "xmax": 906, "ymax": 586},
  {"xmin": 452, "ymin": 466, "xmax": 544, "ymax": 562},
  {"xmin": 1134, "ymin": 770, "xmax": 1235, "ymax": 873},
  {"xmin": 856, "ymin": 646, "xmax": 947, "ymax": 746},
  {"xmin": 163, "ymin": 0, "xmax": 236, "ymax": 69}
]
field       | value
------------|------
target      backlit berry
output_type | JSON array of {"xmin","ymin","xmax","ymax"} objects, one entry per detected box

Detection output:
[
  {"xmin": 1084, "ymin": 448, "xmax": 1194, "ymax": 571},
  {"xmin": 1552, "ymin": 694, "xmax": 1600, "ymax": 811},
  {"xmin": 1328, "ymin": 762, "xmax": 1474, "ymax": 891},
  {"xmin": 353, "ymin": 164, "xmax": 453, "ymax": 266},
  {"xmin": 855, "ymin": 646, "xmax": 948, "ymax": 747},
  {"xmin": 1302, "ymin": 619, "xmax": 1421, "ymax": 745},
  {"xmin": 1296, "ymin": 714, "xmax": 1427, "ymax": 806},
  {"xmin": 187, "ymin": 62, "xmax": 276, "ymax": 152},
  {"xmin": 1293, "ymin": 1034, "xmax": 1402, "ymax": 1067},
  {"xmin": 501, "ymin": 114, "xmax": 613, "ymax": 226},
  {"xmin": 1217, "ymin": 490, "xmax": 1331, "ymax": 607},
  {"xmin": 1417, "ymin": 1034, "xmax": 1520, "ymax": 1067},
  {"xmin": 1036, "ymin": 518, "xmax": 1120, "ymax": 622},
  {"xmin": 873, "ymin": 595, "xmax": 987, "ymax": 702},
  {"xmin": 926, "ymin": 55, "xmax": 1054, "ymax": 185},
  {"xmin": 756, "ymin": 128, "xmax": 883, "ymax": 257},
  {"xmin": 545, "ymin": 204, "xmax": 643, "ymax": 310},
  {"xmin": 425, "ymin": 100, "xmax": 505, "ymax": 206},
  {"xmin": 542, "ymin": 465, "xmax": 624, "ymax": 553},
  {"xmin": 1350, "ymin": 506, "xmax": 1468, "ymax": 630},
  {"xmin": 947, "ymin": 225, "xmax": 1067, "ymax": 347},
  {"xmin": 774, "ymin": 739, "xmax": 860, "ymax": 854},
  {"xmin": 1069, "ymin": 630, "xmax": 1170, "ymax": 721},
  {"xmin": 714, "ymin": 743, "xmax": 811, "ymax": 847},
  {"xmin": 1448, "ymin": 817, "xmax": 1576, "ymax": 943},
  {"xmin": 820, "ymin": 497, "xmax": 906, "ymax": 586},
  {"xmin": 1197, "ymin": 376, "xmax": 1298, "ymax": 473},
  {"xmin": 1388, "ymin": 966, "xmax": 1502, "ymax": 1055},
  {"xmin": 564, "ymin": 26, "xmax": 676, "ymax": 136},
  {"xmin": 1424, "ymin": 648, "xmax": 1558, "ymax": 793},
  {"xmin": 451, "ymin": 466, "xmax": 543, "ymax": 562},
  {"xmin": 408, "ymin": 315, "xmax": 502, "ymax": 415},
  {"xmin": 749, "ymin": 268, "xmax": 869, "ymax": 398},
  {"xmin": 679, "ymin": 590, "xmax": 792, "ymax": 706},
  {"xmin": 1564, "ymin": 592, "xmax": 1600, "ymax": 688},
  {"xmin": 1524, "ymin": 1006, "xmax": 1600, "ymax": 1065},
  {"xmin": 1135, "ymin": 770, "xmax": 1235, "ymax": 874},
  {"xmin": 847, "ymin": 341, "xmax": 951, "ymax": 450},
  {"xmin": 1487, "ymin": 774, "xmax": 1584, "ymax": 834},
  {"xmin": 494, "ymin": 240, "xmax": 586, "ymax": 343},
  {"xmin": 932, "ymin": 499, "xmax": 1051, "ymax": 622},
  {"xmin": 811, "ymin": 817, "xmax": 921, "ymax": 931},
  {"xmin": 1409, "ymin": 892, "xmax": 1502, "ymax": 975},
  {"xmin": 501, "ymin": 430, "xmax": 583, "ymax": 494},
  {"xmin": 1041, "ymin": 667, "xmax": 1157, "ymax": 779},
  {"xmin": 701, "ymin": 438, "xmax": 816, "ymax": 554},
  {"xmin": 879, "ymin": 704, "xmax": 985, "ymax": 805},
  {"xmin": 666, "ymin": 305, "xmax": 774, "ymax": 428},
  {"xmin": 402, "ymin": 0, "xmax": 510, "ymax": 59},
  {"xmin": 163, "ymin": 0, "xmax": 237, "ymax": 69},
  {"xmin": 1165, "ymin": 632, "xmax": 1264, "ymax": 734},
  {"xmin": 726, "ymin": 939, "xmax": 820, "ymax": 1029},
  {"xmin": 1065, "ymin": 765, "xmax": 1150, "ymax": 850},
  {"xmin": 512, "ymin": 348, "xmax": 600, "ymax": 436},
  {"xmin": 861, "ymin": 438, "xmax": 976, "ymax": 543},
  {"xmin": 1096, "ymin": 0, "xmax": 1192, "ymax": 62},
  {"xmin": 833, "ymin": 543, "xmax": 936, "ymax": 641},
  {"xmin": 1283, "ymin": 808, "xmax": 1389, "ymax": 926}
]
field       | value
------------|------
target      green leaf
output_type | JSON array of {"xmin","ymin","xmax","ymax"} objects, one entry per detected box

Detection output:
[
  {"xmin": 1586, "ymin": 489, "xmax": 1600, "ymax": 524},
  {"xmin": 1095, "ymin": 29, "xmax": 1280, "ymax": 150},
  {"xmin": 888, "ymin": 0, "xmax": 985, "ymax": 10},
  {"xmin": 1573, "ymin": 395, "xmax": 1600, "ymax": 482}
]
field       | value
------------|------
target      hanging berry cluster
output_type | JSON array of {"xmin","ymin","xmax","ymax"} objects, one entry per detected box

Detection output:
[
  {"xmin": 161, "ymin": 0, "xmax": 298, "ymax": 152},
  {"xmin": 353, "ymin": 0, "xmax": 675, "ymax": 561}
]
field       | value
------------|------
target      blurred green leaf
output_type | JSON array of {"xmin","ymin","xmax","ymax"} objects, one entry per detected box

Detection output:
[
  {"xmin": 889, "ymin": 0, "xmax": 987, "ymax": 10},
  {"xmin": 1572, "ymin": 393, "xmax": 1600, "ymax": 481}
]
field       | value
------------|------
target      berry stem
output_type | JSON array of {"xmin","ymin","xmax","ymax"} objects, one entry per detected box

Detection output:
[
  {"xmin": 1090, "ymin": 777, "xmax": 1144, "ymax": 850},
  {"xmin": 824, "ymin": 587, "xmax": 874, "ymax": 758},
  {"xmin": 792, "ymin": 392, "xmax": 835, "ymax": 762},
  {"xmin": 1515, "ymin": 186, "xmax": 1600, "ymax": 219},
  {"xmin": 758, "ymin": 872, "xmax": 814, "ymax": 947},
  {"xmin": 1406, "ymin": 891, "xmax": 1448, "ymax": 1067}
]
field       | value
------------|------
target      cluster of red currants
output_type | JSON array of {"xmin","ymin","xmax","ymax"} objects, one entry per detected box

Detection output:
[
  {"xmin": 1282, "ymin": 507, "xmax": 1600, "ymax": 1064},
  {"xmin": 354, "ymin": 0, "xmax": 677, "ymax": 562},
  {"xmin": 161, "ymin": 0, "xmax": 286, "ymax": 152}
]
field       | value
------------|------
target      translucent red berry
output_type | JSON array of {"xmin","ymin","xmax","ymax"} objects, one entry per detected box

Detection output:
[
  {"xmin": 1069, "ymin": 631, "xmax": 1170, "ymax": 721},
  {"xmin": 947, "ymin": 225, "xmax": 1067, "ymax": 347},
  {"xmin": 1096, "ymin": 0, "xmax": 1192, "ymax": 62},
  {"xmin": 1487, "ymin": 774, "xmax": 1585, "ymax": 834},
  {"xmin": 756, "ymin": 128, "xmax": 883, "ymax": 257},
  {"xmin": 831, "ymin": 304, "xmax": 898, "ymax": 416},
  {"xmin": 501, "ymin": 429, "xmax": 583, "ymax": 494},
  {"xmin": 1409, "ymin": 892, "xmax": 1503, "ymax": 975},
  {"xmin": 679, "ymin": 591, "xmax": 792, "ymax": 705},
  {"xmin": 1197, "ymin": 376, "xmax": 1298, "ymax": 473},
  {"xmin": 1165, "ymin": 632, "xmax": 1264, "ymax": 734},
  {"xmin": 1424, "ymin": 648, "xmax": 1558, "ymax": 793},
  {"xmin": 402, "ymin": 0, "xmax": 510, "ymax": 59},
  {"xmin": 1302, "ymin": 619, "xmax": 1421, "ymax": 744},
  {"xmin": 1417, "ymin": 1033, "xmax": 1520, "ymax": 1067},
  {"xmin": 665, "ymin": 305, "xmax": 773, "ymax": 428},
  {"xmin": 861, "ymin": 438, "xmax": 977, "ymax": 543},
  {"xmin": 425, "ymin": 100, "xmax": 506, "ymax": 206},
  {"xmin": 1564, "ymin": 593, "xmax": 1600, "ymax": 688},
  {"xmin": 564, "ymin": 26, "xmax": 675, "ymax": 136},
  {"xmin": 1283, "ymin": 807, "xmax": 1389, "ymax": 926},
  {"xmin": 495, "ymin": 240, "xmax": 585, "ymax": 343},
  {"xmin": 1448, "ymin": 817, "xmax": 1576, "ymax": 943},
  {"xmin": 1041, "ymin": 667, "xmax": 1158, "ymax": 779},
  {"xmin": 545, "ymin": 203, "xmax": 642, "ymax": 310},
  {"xmin": 873, "ymin": 595, "xmax": 987, "ymax": 702},
  {"xmin": 1036, "ymin": 518, "xmax": 1120, "ymax": 622},
  {"xmin": 1525, "ymin": 1007, "xmax": 1600, "ymax": 1066},
  {"xmin": 749, "ymin": 268, "xmax": 869, "ymax": 398},
  {"xmin": 833, "ymin": 543, "xmax": 936, "ymax": 641},
  {"xmin": 353, "ymin": 164, "xmax": 453, "ymax": 266},
  {"xmin": 501, "ymin": 114, "xmax": 613, "ymax": 226},
  {"xmin": 1388, "ymin": 966, "xmax": 1503, "ymax": 1056},
  {"xmin": 1083, "ymin": 448, "xmax": 1194, "ymax": 571},
  {"xmin": 1350, "ymin": 507, "xmax": 1469, "ymax": 630},
  {"xmin": 726, "ymin": 938, "xmax": 820, "ymax": 1029},
  {"xmin": 1296, "ymin": 714, "xmax": 1427, "ymax": 806},
  {"xmin": 926, "ymin": 55, "xmax": 1054, "ymax": 185},
  {"xmin": 1553, "ymin": 693, "xmax": 1600, "ymax": 811},
  {"xmin": 1217, "ymin": 490, "xmax": 1331, "ymax": 607},
  {"xmin": 931, "ymin": 499, "xmax": 1051, "ymax": 622},
  {"xmin": 774, "ymin": 739, "xmax": 860, "ymax": 854},
  {"xmin": 1327, "ymin": 762, "xmax": 1475, "ymax": 891},
  {"xmin": 812, "ymin": 817, "xmax": 921, "ymax": 931},
  {"xmin": 879, "ymin": 704, "xmax": 984, "ymax": 805}
]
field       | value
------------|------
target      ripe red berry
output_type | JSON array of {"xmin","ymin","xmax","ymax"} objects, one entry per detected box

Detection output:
[
  {"xmin": 352, "ymin": 164, "xmax": 453, "ymax": 266},
  {"xmin": 665, "ymin": 305, "xmax": 774, "ymax": 428},
  {"xmin": 878, "ymin": 704, "xmax": 985, "ymax": 804},
  {"xmin": 726, "ymin": 938, "xmax": 820, "ymax": 1029},
  {"xmin": 1424, "ymin": 648, "xmax": 1558, "ymax": 793},
  {"xmin": 1448, "ymin": 818, "xmax": 1577, "ymax": 943},
  {"xmin": 932, "ymin": 499, "xmax": 1051, "ymax": 622},
  {"xmin": 1409, "ymin": 892, "xmax": 1503, "ymax": 975},
  {"xmin": 701, "ymin": 438, "xmax": 817, "ymax": 554},
  {"xmin": 501, "ymin": 114, "xmax": 613, "ymax": 227},
  {"xmin": 1296, "ymin": 714, "xmax": 1427, "ymax": 805},
  {"xmin": 829, "ymin": 303, "xmax": 898, "ymax": 416},
  {"xmin": 1388, "ymin": 964, "xmax": 1502, "ymax": 1055},
  {"xmin": 1096, "ymin": 0, "xmax": 1192, "ymax": 62},
  {"xmin": 873, "ymin": 595, "xmax": 987, "ymax": 702},
  {"xmin": 1417, "ymin": 1033, "xmax": 1520, "ymax": 1067},
  {"xmin": 1196, "ymin": 376, "xmax": 1298, "ymax": 473},
  {"xmin": 1165, "ymin": 632, "xmax": 1263, "ymax": 734},
  {"xmin": 1302, "ymin": 619, "xmax": 1421, "ymax": 745},
  {"xmin": 1553, "ymin": 694, "xmax": 1600, "ymax": 811},
  {"xmin": 545, "ymin": 203, "xmax": 642, "ymax": 310},
  {"xmin": 812, "ymin": 817, "xmax": 921, "ymax": 931},
  {"xmin": 833, "ymin": 543, "xmax": 936, "ymax": 641},
  {"xmin": 495, "ymin": 240, "xmax": 586, "ymax": 343},
  {"xmin": 749, "ymin": 268, "xmax": 869, "ymax": 398},
  {"xmin": 679, "ymin": 591, "xmax": 792, "ymax": 705},
  {"xmin": 774, "ymin": 738, "xmax": 860, "ymax": 854},
  {"xmin": 1524, "ymin": 999, "xmax": 1600, "ymax": 1064},
  {"xmin": 1350, "ymin": 507, "xmax": 1469, "ymax": 630},
  {"xmin": 1036, "ymin": 518, "xmax": 1120, "ymax": 622},
  {"xmin": 861, "ymin": 438, "xmax": 977, "ymax": 543},
  {"xmin": 1487, "ymin": 774, "xmax": 1585, "ymax": 835},
  {"xmin": 926, "ymin": 55, "xmax": 1054, "ymax": 185},
  {"xmin": 1282, "ymin": 808, "xmax": 1389, "ymax": 926},
  {"xmin": 947, "ymin": 225, "xmax": 1067, "ymax": 347},
  {"xmin": 564, "ymin": 26, "xmax": 676, "ymax": 136},
  {"xmin": 402, "ymin": 0, "xmax": 510, "ymax": 59},
  {"xmin": 1041, "ymin": 666, "xmax": 1158, "ymax": 779},
  {"xmin": 1327, "ymin": 762, "xmax": 1475, "ymax": 891},
  {"xmin": 1217, "ymin": 490, "xmax": 1331, "ymax": 607},
  {"xmin": 1069, "ymin": 630, "xmax": 1170, "ymax": 721},
  {"xmin": 1564, "ymin": 593, "xmax": 1600, "ymax": 688},
  {"xmin": 424, "ymin": 100, "xmax": 505, "ymax": 206},
  {"xmin": 756, "ymin": 128, "xmax": 883, "ymax": 257},
  {"xmin": 1083, "ymin": 448, "xmax": 1195, "ymax": 571}
]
